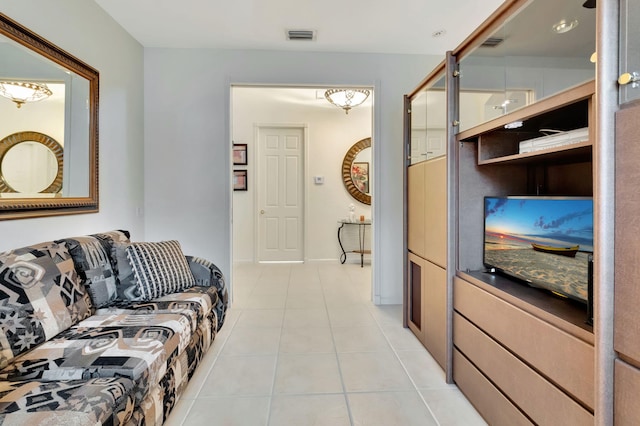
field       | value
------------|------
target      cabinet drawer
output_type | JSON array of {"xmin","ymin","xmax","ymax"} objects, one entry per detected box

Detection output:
[
  {"xmin": 615, "ymin": 359, "xmax": 640, "ymax": 424},
  {"xmin": 454, "ymin": 313, "xmax": 593, "ymax": 425},
  {"xmin": 454, "ymin": 277, "xmax": 594, "ymax": 409},
  {"xmin": 453, "ymin": 349, "xmax": 531, "ymax": 426}
]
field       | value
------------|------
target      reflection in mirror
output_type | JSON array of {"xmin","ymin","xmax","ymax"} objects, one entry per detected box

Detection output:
[
  {"xmin": 458, "ymin": 0, "xmax": 596, "ymax": 132},
  {"xmin": 342, "ymin": 138, "xmax": 371, "ymax": 205},
  {"xmin": 0, "ymin": 13, "xmax": 98, "ymax": 218},
  {"xmin": 3, "ymin": 142, "xmax": 57, "ymax": 193},
  {"xmin": 410, "ymin": 74, "xmax": 446, "ymax": 164},
  {"xmin": 0, "ymin": 131, "xmax": 63, "ymax": 195},
  {"xmin": 352, "ymin": 148, "xmax": 371, "ymax": 194}
]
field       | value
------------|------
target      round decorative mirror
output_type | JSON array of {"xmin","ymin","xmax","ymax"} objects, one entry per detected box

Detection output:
[
  {"xmin": 342, "ymin": 137, "xmax": 371, "ymax": 205},
  {"xmin": 0, "ymin": 131, "xmax": 63, "ymax": 193}
]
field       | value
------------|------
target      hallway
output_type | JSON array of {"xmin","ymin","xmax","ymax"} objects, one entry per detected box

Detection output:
[{"xmin": 166, "ymin": 263, "xmax": 485, "ymax": 425}]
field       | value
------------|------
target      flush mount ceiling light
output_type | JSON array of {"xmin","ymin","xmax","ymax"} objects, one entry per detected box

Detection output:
[
  {"xmin": 324, "ymin": 88, "xmax": 370, "ymax": 114},
  {"xmin": 552, "ymin": 18, "xmax": 579, "ymax": 34},
  {"xmin": 0, "ymin": 81, "xmax": 52, "ymax": 108}
]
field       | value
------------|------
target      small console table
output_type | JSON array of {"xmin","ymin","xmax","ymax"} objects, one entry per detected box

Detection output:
[{"xmin": 337, "ymin": 219, "xmax": 371, "ymax": 267}]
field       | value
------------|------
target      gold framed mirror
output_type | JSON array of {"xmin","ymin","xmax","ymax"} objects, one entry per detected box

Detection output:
[
  {"xmin": 0, "ymin": 13, "xmax": 99, "ymax": 219},
  {"xmin": 0, "ymin": 131, "xmax": 63, "ymax": 194},
  {"xmin": 342, "ymin": 137, "xmax": 371, "ymax": 205}
]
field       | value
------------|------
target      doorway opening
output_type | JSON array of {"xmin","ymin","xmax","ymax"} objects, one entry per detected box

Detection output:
[{"xmin": 231, "ymin": 85, "xmax": 375, "ymax": 291}]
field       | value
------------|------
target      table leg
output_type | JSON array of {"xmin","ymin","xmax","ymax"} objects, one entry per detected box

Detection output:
[
  {"xmin": 359, "ymin": 223, "xmax": 365, "ymax": 268},
  {"xmin": 337, "ymin": 223, "xmax": 347, "ymax": 264}
]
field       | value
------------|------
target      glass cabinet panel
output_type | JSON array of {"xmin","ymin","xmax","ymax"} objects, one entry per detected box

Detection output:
[
  {"xmin": 620, "ymin": 0, "xmax": 640, "ymax": 105},
  {"xmin": 410, "ymin": 90, "xmax": 428, "ymax": 165},
  {"xmin": 458, "ymin": 0, "xmax": 596, "ymax": 133},
  {"xmin": 409, "ymin": 74, "xmax": 446, "ymax": 164}
]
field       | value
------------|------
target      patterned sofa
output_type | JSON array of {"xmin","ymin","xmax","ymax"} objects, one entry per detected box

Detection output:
[{"xmin": 0, "ymin": 230, "xmax": 228, "ymax": 425}]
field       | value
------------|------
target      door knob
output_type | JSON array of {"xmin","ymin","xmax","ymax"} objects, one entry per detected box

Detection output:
[
  {"xmin": 260, "ymin": 210, "xmax": 265, "ymax": 214},
  {"xmin": 618, "ymin": 72, "xmax": 640, "ymax": 87}
]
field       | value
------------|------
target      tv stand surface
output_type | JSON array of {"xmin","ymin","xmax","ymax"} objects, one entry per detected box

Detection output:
[{"xmin": 460, "ymin": 270, "xmax": 593, "ymax": 340}]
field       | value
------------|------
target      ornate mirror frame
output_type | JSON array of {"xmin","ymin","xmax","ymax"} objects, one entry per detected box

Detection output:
[
  {"xmin": 0, "ymin": 131, "xmax": 64, "ymax": 194},
  {"xmin": 0, "ymin": 13, "xmax": 99, "ymax": 219},
  {"xmin": 341, "ymin": 137, "xmax": 371, "ymax": 205}
]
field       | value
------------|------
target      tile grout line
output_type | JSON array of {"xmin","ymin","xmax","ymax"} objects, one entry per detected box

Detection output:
[
  {"xmin": 170, "ymin": 398, "xmax": 194, "ymax": 426},
  {"xmin": 265, "ymin": 264, "xmax": 291, "ymax": 426},
  {"xmin": 323, "ymin": 268, "xmax": 357, "ymax": 426},
  {"xmin": 366, "ymin": 304, "xmax": 442, "ymax": 426},
  {"xmin": 176, "ymin": 301, "xmax": 243, "ymax": 423}
]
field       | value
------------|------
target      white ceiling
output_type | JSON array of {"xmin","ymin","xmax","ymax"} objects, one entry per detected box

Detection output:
[
  {"xmin": 92, "ymin": 0, "xmax": 596, "ymax": 114},
  {"xmin": 93, "ymin": 0, "xmax": 505, "ymax": 55}
]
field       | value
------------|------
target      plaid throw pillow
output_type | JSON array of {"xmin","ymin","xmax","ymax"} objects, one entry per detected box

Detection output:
[{"xmin": 126, "ymin": 240, "xmax": 195, "ymax": 300}]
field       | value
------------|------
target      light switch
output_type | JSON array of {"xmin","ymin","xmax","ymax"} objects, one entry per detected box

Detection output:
[{"xmin": 314, "ymin": 176, "xmax": 324, "ymax": 184}]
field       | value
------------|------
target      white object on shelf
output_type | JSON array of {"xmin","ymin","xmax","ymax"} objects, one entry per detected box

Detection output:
[{"xmin": 518, "ymin": 127, "xmax": 589, "ymax": 154}]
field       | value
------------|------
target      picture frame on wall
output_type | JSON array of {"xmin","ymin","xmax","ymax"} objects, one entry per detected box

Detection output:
[
  {"xmin": 233, "ymin": 143, "xmax": 248, "ymax": 165},
  {"xmin": 233, "ymin": 170, "xmax": 248, "ymax": 191}
]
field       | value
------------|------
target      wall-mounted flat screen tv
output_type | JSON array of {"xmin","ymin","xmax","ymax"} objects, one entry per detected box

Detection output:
[{"xmin": 483, "ymin": 196, "xmax": 594, "ymax": 303}]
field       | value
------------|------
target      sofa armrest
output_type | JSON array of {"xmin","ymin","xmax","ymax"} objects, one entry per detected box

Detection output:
[{"xmin": 186, "ymin": 256, "xmax": 228, "ymax": 330}]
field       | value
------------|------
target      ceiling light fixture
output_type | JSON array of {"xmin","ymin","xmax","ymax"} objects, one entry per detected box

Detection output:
[
  {"xmin": 552, "ymin": 19, "xmax": 579, "ymax": 34},
  {"xmin": 0, "ymin": 81, "xmax": 52, "ymax": 108},
  {"xmin": 505, "ymin": 121, "xmax": 524, "ymax": 129},
  {"xmin": 493, "ymin": 99, "xmax": 517, "ymax": 111},
  {"xmin": 324, "ymin": 88, "xmax": 370, "ymax": 114}
]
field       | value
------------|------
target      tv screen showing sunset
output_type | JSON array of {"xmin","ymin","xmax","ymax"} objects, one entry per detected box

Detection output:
[{"xmin": 484, "ymin": 197, "xmax": 593, "ymax": 302}]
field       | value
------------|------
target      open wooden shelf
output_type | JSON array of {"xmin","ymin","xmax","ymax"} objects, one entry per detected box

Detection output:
[
  {"xmin": 458, "ymin": 80, "xmax": 595, "ymax": 143},
  {"xmin": 477, "ymin": 140, "xmax": 592, "ymax": 166}
]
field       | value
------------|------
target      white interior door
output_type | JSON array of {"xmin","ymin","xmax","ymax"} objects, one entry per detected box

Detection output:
[
  {"xmin": 410, "ymin": 129, "xmax": 427, "ymax": 163},
  {"xmin": 257, "ymin": 126, "xmax": 304, "ymax": 262},
  {"xmin": 426, "ymin": 129, "xmax": 446, "ymax": 159}
]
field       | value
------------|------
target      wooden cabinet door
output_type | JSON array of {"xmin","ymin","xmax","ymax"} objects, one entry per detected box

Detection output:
[
  {"xmin": 423, "ymin": 156, "xmax": 447, "ymax": 267},
  {"xmin": 615, "ymin": 101, "xmax": 640, "ymax": 362},
  {"xmin": 423, "ymin": 260, "xmax": 447, "ymax": 368},
  {"xmin": 408, "ymin": 163, "xmax": 426, "ymax": 257}
]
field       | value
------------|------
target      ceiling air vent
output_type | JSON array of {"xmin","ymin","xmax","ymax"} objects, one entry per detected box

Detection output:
[
  {"xmin": 286, "ymin": 30, "xmax": 316, "ymax": 41},
  {"xmin": 481, "ymin": 37, "xmax": 504, "ymax": 47}
]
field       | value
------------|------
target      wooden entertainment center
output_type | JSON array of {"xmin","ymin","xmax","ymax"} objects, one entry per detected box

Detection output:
[
  {"xmin": 453, "ymin": 81, "xmax": 596, "ymax": 423},
  {"xmin": 403, "ymin": 0, "xmax": 638, "ymax": 422}
]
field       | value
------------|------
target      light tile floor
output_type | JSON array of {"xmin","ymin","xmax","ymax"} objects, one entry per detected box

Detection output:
[{"xmin": 166, "ymin": 262, "xmax": 487, "ymax": 426}]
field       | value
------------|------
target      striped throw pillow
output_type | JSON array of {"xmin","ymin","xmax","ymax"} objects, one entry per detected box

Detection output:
[{"xmin": 126, "ymin": 240, "xmax": 195, "ymax": 300}]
